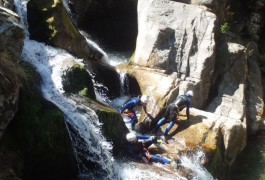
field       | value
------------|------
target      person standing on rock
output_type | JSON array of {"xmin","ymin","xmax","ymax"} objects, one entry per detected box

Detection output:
[
  {"xmin": 120, "ymin": 95, "xmax": 150, "ymax": 130},
  {"xmin": 154, "ymin": 90, "xmax": 193, "ymax": 143}
]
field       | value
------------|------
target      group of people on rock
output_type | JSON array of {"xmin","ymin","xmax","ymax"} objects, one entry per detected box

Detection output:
[{"xmin": 119, "ymin": 90, "xmax": 194, "ymax": 165}]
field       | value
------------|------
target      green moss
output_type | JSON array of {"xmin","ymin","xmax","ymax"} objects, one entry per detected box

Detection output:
[
  {"xmin": 96, "ymin": 106, "xmax": 128, "ymax": 155},
  {"xmin": 205, "ymin": 133, "xmax": 230, "ymax": 179},
  {"xmin": 78, "ymin": 87, "xmax": 89, "ymax": 97},
  {"xmin": 130, "ymin": 51, "xmax": 135, "ymax": 61},
  {"xmin": 52, "ymin": 0, "xmax": 60, "ymax": 7},
  {"xmin": 206, "ymin": 146, "xmax": 223, "ymax": 176},
  {"xmin": 97, "ymin": 109, "xmax": 121, "ymax": 136},
  {"xmin": 46, "ymin": 16, "xmax": 57, "ymax": 38},
  {"xmin": 77, "ymin": 98, "xmax": 129, "ymax": 154},
  {"xmin": 62, "ymin": 64, "xmax": 96, "ymax": 99},
  {"xmin": 220, "ymin": 22, "xmax": 230, "ymax": 34}
]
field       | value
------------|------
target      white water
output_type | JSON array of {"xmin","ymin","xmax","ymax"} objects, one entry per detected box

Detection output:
[
  {"xmin": 14, "ymin": 1, "xmax": 118, "ymax": 178},
  {"xmin": 88, "ymin": 71, "xmax": 112, "ymax": 105},
  {"xmin": 107, "ymin": 51, "xmax": 131, "ymax": 66},
  {"xmin": 179, "ymin": 149, "xmax": 216, "ymax": 180},
  {"xmin": 19, "ymin": 38, "xmax": 119, "ymax": 178},
  {"xmin": 13, "ymin": 0, "xmax": 216, "ymax": 179},
  {"xmin": 117, "ymin": 70, "xmax": 129, "ymax": 96}
]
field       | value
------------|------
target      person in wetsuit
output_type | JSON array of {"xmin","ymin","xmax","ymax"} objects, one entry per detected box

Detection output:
[
  {"xmin": 126, "ymin": 132, "xmax": 171, "ymax": 164},
  {"xmin": 120, "ymin": 95, "xmax": 150, "ymax": 130},
  {"xmin": 154, "ymin": 90, "xmax": 193, "ymax": 143}
]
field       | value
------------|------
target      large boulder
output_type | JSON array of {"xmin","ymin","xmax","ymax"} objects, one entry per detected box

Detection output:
[
  {"xmin": 132, "ymin": 0, "xmax": 216, "ymax": 108},
  {"xmin": 206, "ymin": 43, "xmax": 247, "ymax": 120},
  {"xmin": 0, "ymin": 90, "xmax": 77, "ymax": 179},
  {"xmin": 27, "ymin": 0, "xmax": 104, "ymax": 62},
  {"xmin": 0, "ymin": 0, "xmax": 14, "ymax": 9},
  {"xmin": 67, "ymin": 94, "xmax": 129, "ymax": 155},
  {"xmin": 0, "ymin": 6, "xmax": 25, "ymax": 139},
  {"xmin": 86, "ymin": 62, "xmax": 123, "ymax": 100},
  {"xmin": 127, "ymin": 66, "xmax": 179, "ymax": 116},
  {"xmin": 62, "ymin": 63, "xmax": 96, "ymax": 99}
]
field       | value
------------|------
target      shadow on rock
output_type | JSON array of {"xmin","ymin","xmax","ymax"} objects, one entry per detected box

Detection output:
[{"xmin": 170, "ymin": 114, "xmax": 206, "ymax": 136}]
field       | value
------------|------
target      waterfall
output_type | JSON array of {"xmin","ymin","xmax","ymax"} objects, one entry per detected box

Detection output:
[
  {"xmin": 13, "ymin": 1, "xmax": 216, "ymax": 179},
  {"xmin": 18, "ymin": 38, "xmax": 119, "ymax": 178},
  {"xmin": 117, "ymin": 70, "xmax": 129, "ymax": 96},
  {"xmin": 87, "ymin": 71, "xmax": 111, "ymax": 105},
  {"xmin": 14, "ymin": 1, "xmax": 118, "ymax": 178},
  {"xmin": 14, "ymin": 0, "xmax": 29, "ymax": 37}
]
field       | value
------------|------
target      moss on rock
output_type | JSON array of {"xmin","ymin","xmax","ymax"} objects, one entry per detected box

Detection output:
[
  {"xmin": 62, "ymin": 64, "xmax": 96, "ymax": 99},
  {"xmin": 96, "ymin": 103, "xmax": 128, "ymax": 147},
  {"xmin": 68, "ymin": 94, "xmax": 129, "ymax": 155},
  {"xmin": 27, "ymin": 0, "xmax": 102, "ymax": 61}
]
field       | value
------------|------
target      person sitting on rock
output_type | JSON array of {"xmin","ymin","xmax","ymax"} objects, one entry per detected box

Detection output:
[
  {"xmin": 120, "ymin": 95, "xmax": 150, "ymax": 130},
  {"xmin": 154, "ymin": 90, "xmax": 193, "ymax": 143},
  {"xmin": 126, "ymin": 132, "xmax": 171, "ymax": 164}
]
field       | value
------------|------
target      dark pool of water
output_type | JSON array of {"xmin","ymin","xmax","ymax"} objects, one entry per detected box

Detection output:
[{"xmin": 228, "ymin": 132, "xmax": 265, "ymax": 180}]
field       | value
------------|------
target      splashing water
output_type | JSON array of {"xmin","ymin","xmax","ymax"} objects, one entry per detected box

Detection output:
[
  {"xmin": 88, "ymin": 71, "xmax": 112, "ymax": 105},
  {"xmin": 179, "ymin": 149, "xmax": 217, "ymax": 180},
  {"xmin": 107, "ymin": 51, "xmax": 131, "ymax": 66}
]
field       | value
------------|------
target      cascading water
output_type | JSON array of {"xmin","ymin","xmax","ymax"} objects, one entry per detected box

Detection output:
[
  {"xmin": 13, "ymin": 0, "xmax": 216, "ymax": 179},
  {"xmin": 88, "ymin": 71, "xmax": 112, "ymax": 105},
  {"xmin": 14, "ymin": 0, "xmax": 118, "ymax": 179},
  {"xmin": 117, "ymin": 70, "xmax": 129, "ymax": 96}
]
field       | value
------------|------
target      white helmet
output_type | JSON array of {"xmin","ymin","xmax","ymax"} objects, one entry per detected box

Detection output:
[
  {"xmin": 186, "ymin": 90, "xmax": 194, "ymax": 97},
  {"xmin": 126, "ymin": 133, "xmax": 137, "ymax": 142},
  {"xmin": 140, "ymin": 95, "xmax": 149, "ymax": 104}
]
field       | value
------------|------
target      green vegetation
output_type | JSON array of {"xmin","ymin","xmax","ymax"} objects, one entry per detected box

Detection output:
[
  {"xmin": 220, "ymin": 22, "xmax": 230, "ymax": 34},
  {"xmin": 79, "ymin": 87, "xmax": 89, "ymax": 97}
]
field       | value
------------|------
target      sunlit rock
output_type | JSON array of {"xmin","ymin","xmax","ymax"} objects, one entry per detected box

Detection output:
[{"xmin": 132, "ymin": 0, "xmax": 216, "ymax": 109}]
